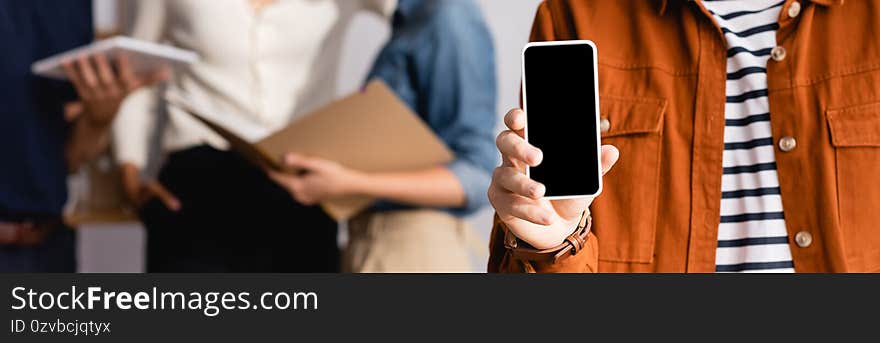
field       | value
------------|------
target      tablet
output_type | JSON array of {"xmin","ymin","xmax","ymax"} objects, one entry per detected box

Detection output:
[{"xmin": 31, "ymin": 36, "xmax": 199, "ymax": 80}]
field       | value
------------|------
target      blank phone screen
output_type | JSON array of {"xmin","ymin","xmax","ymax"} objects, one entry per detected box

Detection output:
[{"xmin": 523, "ymin": 43, "xmax": 600, "ymax": 197}]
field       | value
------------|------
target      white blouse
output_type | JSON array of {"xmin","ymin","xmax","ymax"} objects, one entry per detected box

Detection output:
[{"xmin": 112, "ymin": 0, "xmax": 396, "ymax": 168}]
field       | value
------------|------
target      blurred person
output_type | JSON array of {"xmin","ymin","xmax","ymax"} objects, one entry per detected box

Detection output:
[
  {"xmin": 114, "ymin": 0, "xmax": 397, "ymax": 272},
  {"xmin": 489, "ymin": 0, "xmax": 880, "ymax": 273},
  {"xmin": 0, "ymin": 0, "xmax": 167, "ymax": 272},
  {"xmin": 269, "ymin": 0, "xmax": 497, "ymax": 272}
]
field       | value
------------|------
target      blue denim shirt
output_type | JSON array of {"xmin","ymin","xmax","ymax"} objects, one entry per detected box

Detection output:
[
  {"xmin": 0, "ymin": 0, "xmax": 92, "ymax": 219},
  {"xmin": 366, "ymin": 0, "xmax": 498, "ymax": 217}
]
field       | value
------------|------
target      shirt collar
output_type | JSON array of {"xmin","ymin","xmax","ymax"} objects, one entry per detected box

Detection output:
[{"xmin": 658, "ymin": 0, "xmax": 844, "ymax": 15}]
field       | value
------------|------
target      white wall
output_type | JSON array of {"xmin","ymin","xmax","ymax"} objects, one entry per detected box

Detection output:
[{"xmin": 79, "ymin": 0, "xmax": 544, "ymax": 272}]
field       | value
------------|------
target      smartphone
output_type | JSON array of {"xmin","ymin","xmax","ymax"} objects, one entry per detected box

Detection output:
[{"xmin": 521, "ymin": 40, "xmax": 602, "ymax": 199}]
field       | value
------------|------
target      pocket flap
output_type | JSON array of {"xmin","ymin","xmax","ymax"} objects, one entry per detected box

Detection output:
[
  {"xmin": 599, "ymin": 95, "xmax": 667, "ymax": 138},
  {"xmin": 826, "ymin": 103, "xmax": 880, "ymax": 147}
]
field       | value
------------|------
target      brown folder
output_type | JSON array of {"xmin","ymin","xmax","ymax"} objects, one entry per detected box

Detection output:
[{"xmin": 165, "ymin": 80, "xmax": 454, "ymax": 220}]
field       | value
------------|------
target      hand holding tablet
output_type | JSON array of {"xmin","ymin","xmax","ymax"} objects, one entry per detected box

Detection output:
[{"xmin": 32, "ymin": 37, "xmax": 195, "ymax": 127}]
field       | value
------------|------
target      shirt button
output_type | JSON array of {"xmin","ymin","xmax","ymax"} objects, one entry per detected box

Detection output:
[
  {"xmin": 771, "ymin": 46, "xmax": 787, "ymax": 61},
  {"xmin": 779, "ymin": 136, "xmax": 797, "ymax": 152},
  {"xmin": 788, "ymin": 1, "xmax": 802, "ymax": 18},
  {"xmin": 600, "ymin": 118, "xmax": 611, "ymax": 133},
  {"xmin": 795, "ymin": 231, "xmax": 813, "ymax": 248}
]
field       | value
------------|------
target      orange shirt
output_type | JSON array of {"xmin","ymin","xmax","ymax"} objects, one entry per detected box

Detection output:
[{"xmin": 489, "ymin": 0, "xmax": 880, "ymax": 272}]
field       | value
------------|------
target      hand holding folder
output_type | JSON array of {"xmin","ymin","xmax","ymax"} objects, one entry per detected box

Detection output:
[{"xmin": 165, "ymin": 80, "xmax": 454, "ymax": 220}]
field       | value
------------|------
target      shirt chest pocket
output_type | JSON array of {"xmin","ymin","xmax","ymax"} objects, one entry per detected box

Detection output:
[
  {"xmin": 591, "ymin": 95, "xmax": 666, "ymax": 264},
  {"xmin": 826, "ymin": 103, "xmax": 880, "ymax": 271}
]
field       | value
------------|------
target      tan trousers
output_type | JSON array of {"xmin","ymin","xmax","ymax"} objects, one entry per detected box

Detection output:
[{"xmin": 344, "ymin": 210, "xmax": 478, "ymax": 273}]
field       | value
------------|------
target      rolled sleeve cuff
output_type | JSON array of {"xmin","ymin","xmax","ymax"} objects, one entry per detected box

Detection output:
[{"xmin": 447, "ymin": 158, "xmax": 491, "ymax": 214}]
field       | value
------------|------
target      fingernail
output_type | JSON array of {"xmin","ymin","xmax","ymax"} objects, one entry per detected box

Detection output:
[
  {"xmin": 514, "ymin": 114, "xmax": 524, "ymax": 127},
  {"xmin": 530, "ymin": 150, "xmax": 543, "ymax": 166}
]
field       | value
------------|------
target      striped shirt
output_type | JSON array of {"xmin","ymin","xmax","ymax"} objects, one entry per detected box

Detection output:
[{"xmin": 702, "ymin": 0, "xmax": 795, "ymax": 273}]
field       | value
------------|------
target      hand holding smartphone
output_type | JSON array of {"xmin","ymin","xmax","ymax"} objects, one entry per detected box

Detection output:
[{"xmin": 488, "ymin": 40, "xmax": 616, "ymax": 250}]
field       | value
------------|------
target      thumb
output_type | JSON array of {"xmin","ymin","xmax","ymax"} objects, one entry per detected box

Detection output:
[
  {"xmin": 283, "ymin": 153, "xmax": 321, "ymax": 174},
  {"xmin": 146, "ymin": 181, "xmax": 181, "ymax": 212},
  {"xmin": 141, "ymin": 67, "xmax": 171, "ymax": 87},
  {"xmin": 600, "ymin": 145, "xmax": 620, "ymax": 175},
  {"xmin": 63, "ymin": 102, "xmax": 85, "ymax": 122},
  {"xmin": 125, "ymin": 68, "xmax": 170, "ymax": 92},
  {"xmin": 550, "ymin": 145, "xmax": 620, "ymax": 220}
]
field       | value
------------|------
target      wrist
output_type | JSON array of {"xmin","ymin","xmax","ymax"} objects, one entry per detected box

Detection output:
[
  {"xmin": 81, "ymin": 99, "xmax": 123, "ymax": 130},
  {"xmin": 79, "ymin": 110, "xmax": 114, "ymax": 131},
  {"xmin": 120, "ymin": 163, "xmax": 141, "ymax": 179},
  {"xmin": 345, "ymin": 170, "xmax": 371, "ymax": 196},
  {"xmin": 503, "ymin": 211, "xmax": 593, "ymax": 267}
]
